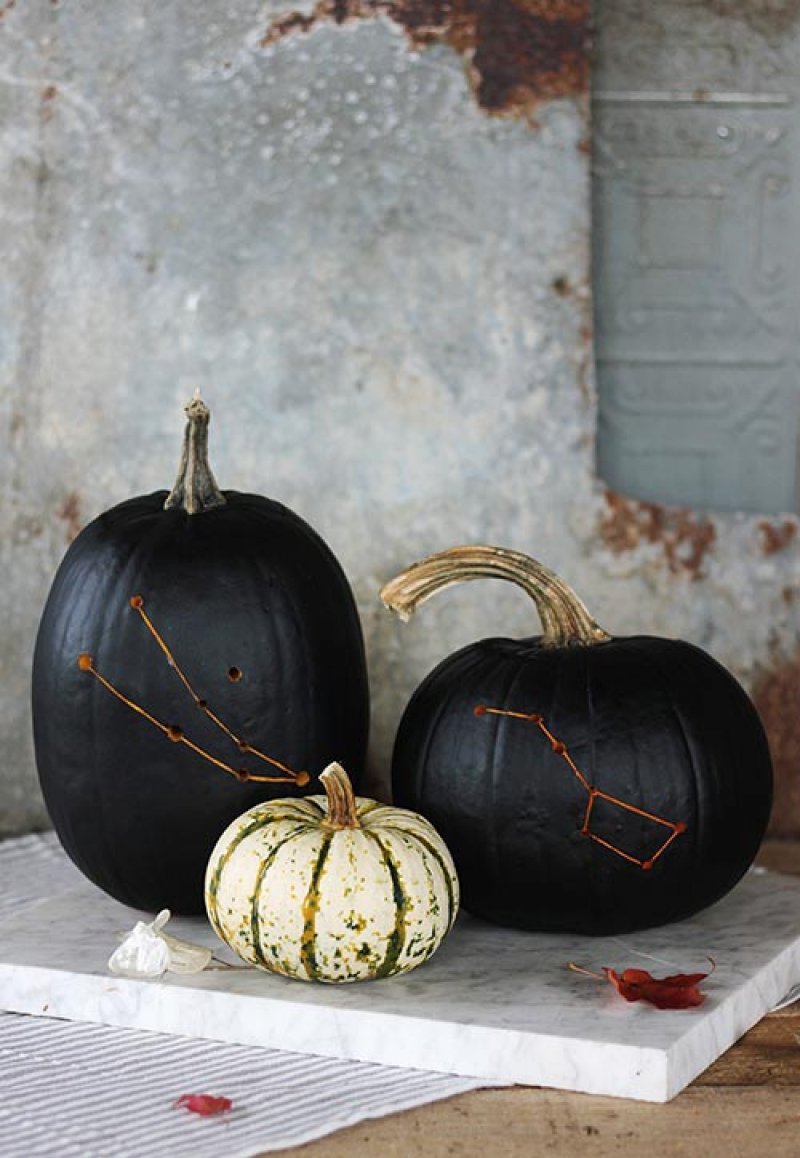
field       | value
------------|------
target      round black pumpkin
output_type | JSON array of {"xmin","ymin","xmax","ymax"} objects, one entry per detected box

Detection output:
[
  {"xmin": 382, "ymin": 546, "xmax": 772, "ymax": 935},
  {"xmin": 33, "ymin": 396, "xmax": 369, "ymax": 914}
]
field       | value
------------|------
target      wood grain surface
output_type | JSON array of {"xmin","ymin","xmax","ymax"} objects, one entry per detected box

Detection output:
[{"xmin": 270, "ymin": 842, "xmax": 800, "ymax": 1158}]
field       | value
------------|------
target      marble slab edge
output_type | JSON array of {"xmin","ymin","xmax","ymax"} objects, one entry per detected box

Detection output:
[
  {"xmin": 0, "ymin": 960, "xmax": 676, "ymax": 1100},
  {"xmin": 4, "ymin": 938, "xmax": 800, "ymax": 1103},
  {"xmin": 664, "ymin": 937, "xmax": 800, "ymax": 1100},
  {"xmin": 4, "ymin": 869, "xmax": 800, "ymax": 1103}
]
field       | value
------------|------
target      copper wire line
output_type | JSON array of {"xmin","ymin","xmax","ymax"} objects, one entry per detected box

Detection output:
[
  {"xmin": 81, "ymin": 658, "xmax": 303, "ymax": 785},
  {"xmin": 585, "ymin": 832, "xmax": 645, "ymax": 868},
  {"xmin": 79, "ymin": 593, "xmax": 308, "ymax": 784},
  {"xmin": 128, "ymin": 596, "xmax": 302, "ymax": 779},
  {"xmin": 475, "ymin": 704, "xmax": 686, "ymax": 869}
]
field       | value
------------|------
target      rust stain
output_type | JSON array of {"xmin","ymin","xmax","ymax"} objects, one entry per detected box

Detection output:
[
  {"xmin": 752, "ymin": 653, "xmax": 800, "ymax": 838},
  {"xmin": 600, "ymin": 490, "xmax": 717, "ymax": 581},
  {"xmin": 40, "ymin": 84, "xmax": 58, "ymax": 123},
  {"xmin": 260, "ymin": 1, "xmax": 590, "ymax": 118},
  {"xmin": 758, "ymin": 517, "xmax": 798, "ymax": 556},
  {"xmin": 261, "ymin": 7, "xmax": 319, "ymax": 41},
  {"xmin": 56, "ymin": 492, "xmax": 82, "ymax": 544}
]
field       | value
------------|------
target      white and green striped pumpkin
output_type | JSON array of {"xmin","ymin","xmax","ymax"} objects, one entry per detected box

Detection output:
[{"xmin": 204, "ymin": 762, "xmax": 459, "ymax": 983}]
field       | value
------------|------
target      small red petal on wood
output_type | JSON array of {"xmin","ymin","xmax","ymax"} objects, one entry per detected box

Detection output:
[{"xmin": 174, "ymin": 1094, "xmax": 233, "ymax": 1116}]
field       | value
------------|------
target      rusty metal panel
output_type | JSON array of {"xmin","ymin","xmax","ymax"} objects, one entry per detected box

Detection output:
[
  {"xmin": 7, "ymin": 1, "xmax": 800, "ymax": 844},
  {"xmin": 0, "ymin": 2, "xmax": 592, "ymax": 833},
  {"xmin": 593, "ymin": 0, "xmax": 800, "ymax": 513}
]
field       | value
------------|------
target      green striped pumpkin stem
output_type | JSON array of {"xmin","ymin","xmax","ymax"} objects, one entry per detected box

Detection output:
[{"xmin": 319, "ymin": 762, "xmax": 361, "ymax": 830}]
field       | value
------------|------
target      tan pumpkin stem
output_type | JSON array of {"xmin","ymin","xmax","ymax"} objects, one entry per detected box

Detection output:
[
  {"xmin": 380, "ymin": 545, "xmax": 610, "ymax": 649},
  {"xmin": 164, "ymin": 392, "xmax": 226, "ymax": 514},
  {"xmin": 319, "ymin": 762, "xmax": 361, "ymax": 829}
]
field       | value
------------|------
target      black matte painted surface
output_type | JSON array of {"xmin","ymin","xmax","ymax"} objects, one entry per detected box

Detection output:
[
  {"xmin": 32, "ymin": 490, "xmax": 369, "ymax": 914},
  {"xmin": 392, "ymin": 634, "xmax": 772, "ymax": 934}
]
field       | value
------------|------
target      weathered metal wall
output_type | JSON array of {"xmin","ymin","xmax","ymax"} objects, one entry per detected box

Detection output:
[
  {"xmin": 1, "ymin": 1, "xmax": 798, "ymax": 839},
  {"xmin": 594, "ymin": 0, "xmax": 800, "ymax": 515},
  {"xmin": 591, "ymin": 0, "xmax": 800, "ymax": 836}
]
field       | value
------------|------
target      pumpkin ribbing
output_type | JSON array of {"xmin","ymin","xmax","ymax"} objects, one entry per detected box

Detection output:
[
  {"xmin": 383, "ymin": 545, "xmax": 772, "ymax": 935},
  {"xmin": 32, "ymin": 399, "xmax": 369, "ymax": 914},
  {"xmin": 205, "ymin": 763, "xmax": 459, "ymax": 982}
]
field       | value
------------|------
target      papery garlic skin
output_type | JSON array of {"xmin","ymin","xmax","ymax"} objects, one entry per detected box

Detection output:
[{"xmin": 108, "ymin": 909, "xmax": 212, "ymax": 978}]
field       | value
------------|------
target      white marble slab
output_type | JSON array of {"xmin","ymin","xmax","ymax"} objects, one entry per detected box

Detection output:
[{"xmin": 2, "ymin": 867, "xmax": 800, "ymax": 1103}]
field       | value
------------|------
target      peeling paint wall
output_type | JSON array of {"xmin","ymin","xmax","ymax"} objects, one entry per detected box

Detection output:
[{"xmin": 1, "ymin": 0, "xmax": 798, "ymax": 839}]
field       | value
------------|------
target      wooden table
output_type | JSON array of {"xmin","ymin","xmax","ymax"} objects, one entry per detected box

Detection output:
[{"xmin": 277, "ymin": 842, "xmax": 800, "ymax": 1158}]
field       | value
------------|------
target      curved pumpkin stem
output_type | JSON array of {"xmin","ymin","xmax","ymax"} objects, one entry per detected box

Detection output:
[
  {"xmin": 165, "ymin": 392, "xmax": 226, "ymax": 514},
  {"xmin": 319, "ymin": 762, "xmax": 361, "ymax": 829},
  {"xmin": 380, "ymin": 545, "xmax": 610, "ymax": 649}
]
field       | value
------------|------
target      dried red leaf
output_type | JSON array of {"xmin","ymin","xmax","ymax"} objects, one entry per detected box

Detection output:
[
  {"xmin": 603, "ymin": 966, "xmax": 710, "ymax": 1008},
  {"xmin": 174, "ymin": 1093, "xmax": 233, "ymax": 1116},
  {"xmin": 570, "ymin": 959, "xmax": 714, "ymax": 1009}
]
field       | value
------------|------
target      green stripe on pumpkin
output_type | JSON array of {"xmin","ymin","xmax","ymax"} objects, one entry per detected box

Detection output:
[
  {"xmin": 363, "ymin": 832, "xmax": 409, "ymax": 980},
  {"xmin": 206, "ymin": 809, "xmax": 301, "ymax": 917},
  {"xmin": 206, "ymin": 812, "xmax": 277, "ymax": 936},
  {"xmin": 299, "ymin": 832, "xmax": 334, "ymax": 981},
  {"xmin": 402, "ymin": 830, "xmax": 458, "ymax": 930},
  {"xmin": 248, "ymin": 825, "xmax": 310, "ymax": 968}
]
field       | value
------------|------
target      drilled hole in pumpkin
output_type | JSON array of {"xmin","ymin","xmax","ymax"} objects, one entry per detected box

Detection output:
[{"xmin": 227, "ymin": 667, "xmax": 243, "ymax": 683}]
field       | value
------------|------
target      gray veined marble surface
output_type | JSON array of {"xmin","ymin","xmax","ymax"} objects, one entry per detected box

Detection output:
[{"xmin": 2, "ymin": 845, "xmax": 800, "ymax": 1103}]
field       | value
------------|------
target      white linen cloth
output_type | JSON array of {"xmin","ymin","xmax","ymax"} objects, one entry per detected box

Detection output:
[{"xmin": 0, "ymin": 834, "xmax": 485, "ymax": 1157}]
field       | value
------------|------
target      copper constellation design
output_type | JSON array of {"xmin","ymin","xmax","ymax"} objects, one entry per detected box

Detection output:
[
  {"xmin": 78, "ymin": 595, "xmax": 309, "ymax": 787},
  {"xmin": 474, "ymin": 706, "xmax": 686, "ymax": 870}
]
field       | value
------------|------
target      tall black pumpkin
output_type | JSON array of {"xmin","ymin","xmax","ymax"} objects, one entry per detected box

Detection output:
[
  {"xmin": 383, "ymin": 546, "xmax": 772, "ymax": 935},
  {"xmin": 33, "ymin": 396, "xmax": 369, "ymax": 914}
]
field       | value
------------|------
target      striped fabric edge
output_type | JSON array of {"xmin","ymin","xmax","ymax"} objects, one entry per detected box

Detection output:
[
  {"xmin": 0, "ymin": 1011, "xmax": 491, "ymax": 1158},
  {"xmin": 0, "ymin": 835, "xmax": 502, "ymax": 1157}
]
